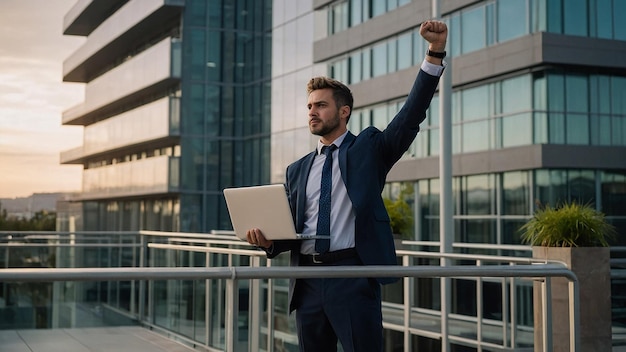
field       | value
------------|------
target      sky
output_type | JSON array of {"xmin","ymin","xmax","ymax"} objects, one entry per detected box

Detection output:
[{"xmin": 0, "ymin": 0, "xmax": 85, "ymax": 198}]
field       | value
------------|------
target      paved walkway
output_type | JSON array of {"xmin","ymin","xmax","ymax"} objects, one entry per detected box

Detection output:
[{"xmin": 0, "ymin": 326, "xmax": 197, "ymax": 352}]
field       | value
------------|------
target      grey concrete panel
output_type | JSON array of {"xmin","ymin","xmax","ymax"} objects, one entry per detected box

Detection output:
[
  {"xmin": 313, "ymin": 0, "xmax": 333, "ymax": 10},
  {"xmin": 541, "ymin": 32, "xmax": 626, "ymax": 70},
  {"xmin": 350, "ymin": 67, "xmax": 419, "ymax": 108},
  {"xmin": 387, "ymin": 145, "xmax": 626, "ymax": 181},
  {"xmin": 313, "ymin": 1, "xmax": 430, "ymax": 62},
  {"xmin": 441, "ymin": 0, "xmax": 483, "ymax": 15}
]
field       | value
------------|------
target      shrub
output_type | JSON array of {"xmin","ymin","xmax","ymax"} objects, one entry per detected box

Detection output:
[{"xmin": 519, "ymin": 202, "xmax": 616, "ymax": 247}]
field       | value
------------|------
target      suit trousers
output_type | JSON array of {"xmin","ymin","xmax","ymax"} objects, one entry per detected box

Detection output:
[{"xmin": 293, "ymin": 256, "xmax": 383, "ymax": 352}]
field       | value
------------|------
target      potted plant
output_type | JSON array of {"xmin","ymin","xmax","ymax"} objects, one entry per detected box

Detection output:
[
  {"xmin": 520, "ymin": 201, "xmax": 615, "ymax": 247},
  {"xmin": 383, "ymin": 183, "xmax": 415, "ymax": 242},
  {"xmin": 519, "ymin": 201, "xmax": 617, "ymax": 352},
  {"xmin": 384, "ymin": 196, "xmax": 413, "ymax": 240}
]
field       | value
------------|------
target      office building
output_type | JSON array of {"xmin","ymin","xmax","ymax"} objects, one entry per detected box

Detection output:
[
  {"xmin": 60, "ymin": 0, "xmax": 272, "ymax": 233},
  {"xmin": 61, "ymin": 0, "xmax": 626, "ymax": 246},
  {"xmin": 49, "ymin": 0, "xmax": 626, "ymax": 350}
]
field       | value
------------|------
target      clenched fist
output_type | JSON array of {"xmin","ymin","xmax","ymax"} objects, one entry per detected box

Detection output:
[{"xmin": 420, "ymin": 20, "xmax": 447, "ymax": 52}]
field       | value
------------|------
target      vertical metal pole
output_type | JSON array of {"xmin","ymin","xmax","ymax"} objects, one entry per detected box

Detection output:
[
  {"xmin": 543, "ymin": 278, "xmax": 553, "ymax": 352},
  {"xmin": 403, "ymin": 255, "xmax": 411, "ymax": 352},
  {"xmin": 138, "ymin": 234, "xmax": 146, "ymax": 321},
  {"xmin": 205, "ymin": 252, "xmax": 211, "ymax": 346},
  {"xmin": 476, "ymin": 261, "xmax": 483, "ymax": 351},
  {"xmin": 569, "ymin": 280, "xmax": 580, "ymax": 352},
  {"xmin": 433, "ymin": 0, "xmax": 453, "ymax": 351},
  {"xmin": 225, "ymin": 277, "xmax": 239, "ymax": 352},
  {"xmin": 249, "ymin": 256, "xmax": 261, "ymax": 351},
  {"xmin": 506, "ymin": 276, "xmax": 513, "ymax": 348},
  {"xmin": 266, "ymin": 260, "xmax": 275, "ymax": 352}
]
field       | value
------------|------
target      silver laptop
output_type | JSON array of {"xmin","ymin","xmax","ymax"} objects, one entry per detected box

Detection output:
[{"xmin": 223, "ymin": 184, "xmax": 327, "ymax": 241}]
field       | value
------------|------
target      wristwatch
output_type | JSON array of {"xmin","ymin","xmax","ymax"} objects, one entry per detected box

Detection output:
[{"xmin": 427, "ymin": 49, "xmax": 446, "ymax": 59}]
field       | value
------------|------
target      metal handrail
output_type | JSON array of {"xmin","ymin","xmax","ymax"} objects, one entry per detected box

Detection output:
[
  {"xmin": 0, "ymin": 264, "xmax": 575, "ymax": 282},
  {"xmin": 0, "ymin": 264, "xmax": 580, "ymax": 352}
]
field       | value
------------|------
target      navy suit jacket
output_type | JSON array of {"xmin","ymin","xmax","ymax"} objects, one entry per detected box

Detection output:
[{"xmin": 266, "ymin": 68, "xmax": 441, "ymax": 312}]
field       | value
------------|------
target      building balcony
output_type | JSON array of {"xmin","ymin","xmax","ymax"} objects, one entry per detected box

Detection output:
[
  {"xmin": 63, "ymin": 0, "xmax": 129, "ymax": 36},
  {"xmin": 80, "ymin": 155, "xmax": 179, "ymax": 200},
  {"xmin": 60, "ymin": 97, "xmax": 180, "ymax": 165},
  {"xmin": 63, "ymin": 0, "xmax": 183, "ymax": 82},
  {"xmin": 62, "ymin": 37, "xmax": 181, "ymax": 126}
]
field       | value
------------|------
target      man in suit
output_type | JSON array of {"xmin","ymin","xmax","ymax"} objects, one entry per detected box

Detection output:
[{"xmin": 246, "ymin": 20, "xmax": 447, "ymax": 352}]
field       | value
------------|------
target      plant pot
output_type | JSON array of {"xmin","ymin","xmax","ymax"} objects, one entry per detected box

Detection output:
[{"xmin": 532, "ymin": 246, "xmax": 612, "ymax": 352}]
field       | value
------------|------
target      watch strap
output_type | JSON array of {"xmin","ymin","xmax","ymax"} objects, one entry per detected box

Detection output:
[{"xmin": 427, "ymin": 49, "xmax": 446, "ymax": 59}]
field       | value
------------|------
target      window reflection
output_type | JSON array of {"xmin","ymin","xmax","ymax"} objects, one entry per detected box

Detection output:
[
  {"xmin": 497, "ymin": 0, "xmax": 527, "ymax": 42},
  {"xmin": 461, "ymin": 7, "xmax": 486, "ymax": 54}
]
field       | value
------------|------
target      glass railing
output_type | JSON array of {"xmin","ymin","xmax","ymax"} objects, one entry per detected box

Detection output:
[{"xmin": 0, "ymin": 230, "xmax": 584, "ymax": 351}]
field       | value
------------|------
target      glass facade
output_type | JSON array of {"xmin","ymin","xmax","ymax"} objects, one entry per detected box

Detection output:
[
  {"xmin": 347, "ymin": 71, "xmax": 626, "ymax": 160},
  {"xmin": 67, "ymin": 0, "xmax": 273, "ymax": 234},
  {"xmin": 52, "ymin": 0, "xmax": 626, "ymax": 350},
  {"xmin": 387, "ymin": 169, "xmax": 626, "ymax": 247},
  {"xmin": 329, "ymin": 0, "xmax": 626, "ymax": 86},
  {"xmin": 178, "ymin": 0, "xmax": 273, "ymax": 233},
  {"xmin": 269, "ymin": 0, "xmax": 326, "ymax": 184},
  {"xmin": 83, "ymin": 97, "xmax": 180, "ymax": 156}
]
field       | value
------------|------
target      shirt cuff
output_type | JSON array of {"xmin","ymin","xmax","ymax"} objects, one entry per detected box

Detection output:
[{"xmin": 421, "ymin": 59, "xmax": 446, "ymax": 77}]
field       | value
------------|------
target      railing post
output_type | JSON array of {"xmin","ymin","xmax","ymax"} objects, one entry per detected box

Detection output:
[
  {"xmin": 206, "ymin": 251, "xmax": 211, "ymax": 347},
  {"xmin": 249, "ymin": 256, "xmax": 261, "ymax": 351},
  {"xmin": 543, "ymin": 278, "xmax": 553, "ymax": 352},
  {"xmin": 266, "ymin": 259, "xmax": 275, "ymax": 352},
  {"xmin": 508, "ymin": 274, "xmax": 515, "ymax": 348},
  {"xmin": 569, "ymin": 280, "xmax": 580, "ymax": 352},
  {"xmin": 403, "ymin": 255, "xmax": 411, "ymax": 352},
  {"xmin": 225, "ymin": 275, "xmax": 239, "ymax": 352},
  {"xmin": 138, "ymin": 233, "xmax": 146, "ymax": 321},
  {"xmin": 476, "ymin": 260, "xmax": 483, "ymax": 351}
]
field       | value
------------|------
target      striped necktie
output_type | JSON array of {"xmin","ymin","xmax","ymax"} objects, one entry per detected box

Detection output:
[{"xmin": 315, "ymin": 144, "xmax": 337, "ymax": 254}]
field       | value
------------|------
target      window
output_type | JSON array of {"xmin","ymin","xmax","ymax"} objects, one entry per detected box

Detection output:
[
  {"xmin": 461, "ymin": 7, "xmax": 486, "ymax": 54},
  {"xmin": 502, "ymin": 171, "xmax": 529, "ymax": 215},
  {"xmin": 615, "ymin": 0, "xmax": 626, "ymax": 40},
  {"xmin": 594, "ymin": 0, "xmax": 613, "ymax": 39},
  {"xmin": 462, "ymin": 86, "xmax": 489, "ymax": 122},
  {"xmin": 565, "ymin": 75, "xmax": 589, "ymax": 144},
  {"xmin": 563, "ymin": 0, "xmax": 588, "ymax": 36},
  {"xmin": 330, "ymin": 1, "xmax": 348, "ymax": 34},
  {"xmin": 462, "ymin": 174, "xmax": 496, "ymax": 215},
  {"xmin": 372, "ymin": 42, "xmax": 387, "ymax": 77},
  {"xmin": 502, "ymin": 76, "xmax": 531, "ymax": 114},
  {"xmin": 398, "ymin": 32, "xmax": 412, "ymax": 70},
  {"xmin": 502, "ymin": 113, "xmax": 532, "ymax": 148},
  {"xmin": 349, "ymin": 52, "xmax": 362, "ymax": 84}
]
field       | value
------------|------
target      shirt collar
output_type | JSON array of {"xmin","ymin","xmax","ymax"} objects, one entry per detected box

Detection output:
[{"xmin": 316, "ymin": 130, "xmax": 348, "ymax": 155}]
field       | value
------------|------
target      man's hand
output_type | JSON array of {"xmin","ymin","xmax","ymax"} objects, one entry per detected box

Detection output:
[
  {"xmin": 420, "ymin": 20, "xmax": 447, "ymax": 52},
  {"xmin": 246, "ymin": 228, "xmax": 273, "ymax": 249}
]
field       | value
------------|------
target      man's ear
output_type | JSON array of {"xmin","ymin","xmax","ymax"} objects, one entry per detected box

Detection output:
[{"xmin": 340, "ymin": 105, "xmax": 351, "ymax": 121}]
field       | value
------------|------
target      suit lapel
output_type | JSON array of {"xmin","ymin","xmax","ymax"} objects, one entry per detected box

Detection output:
[
  {"xmin": 296, "ymin": 151, "xmax": 316, "ymax": 228},
  {"xmin": 338, "ymin": 132, "xmax": 355, "ymax": 187}
]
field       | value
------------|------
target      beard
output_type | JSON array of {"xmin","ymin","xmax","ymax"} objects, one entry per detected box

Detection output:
[{"xmin": 310, "ymin": 111, "xmax": 341, "ymax": 137}]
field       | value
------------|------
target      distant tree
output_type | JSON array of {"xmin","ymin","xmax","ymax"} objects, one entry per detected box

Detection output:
[{"xmin": 0, "ymin": 211, "xmax": 56, "ymax": 231}]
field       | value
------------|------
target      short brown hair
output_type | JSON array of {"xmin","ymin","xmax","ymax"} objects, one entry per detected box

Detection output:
[{"xmin": 307, "ymin": 77, "xmax": 353, "ymax": 120}]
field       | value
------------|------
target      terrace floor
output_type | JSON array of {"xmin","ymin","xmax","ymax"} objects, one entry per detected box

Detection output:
[{"xmin": 0, "ymin": 326, "xmax": 197, "ymax": 352}]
